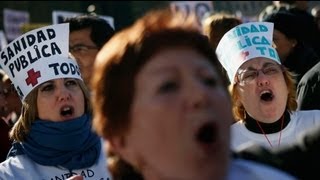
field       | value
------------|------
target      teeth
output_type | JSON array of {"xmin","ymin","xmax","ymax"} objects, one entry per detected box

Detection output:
[
  {"xmin": 260, "ymin": 90, "xmax": 270, "ymax": 95},
  {"xmin": 63, "ymin": 107, "xmax": 70, "ymax": 111},
  {"xmin": 61, "ymin": 106, "xmax": 72, "ymax": 116}
]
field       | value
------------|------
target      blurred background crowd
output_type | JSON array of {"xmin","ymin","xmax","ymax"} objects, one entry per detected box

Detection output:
[{"xmin": 0, "ymin": 1, "xmax": 320, "ymax": 44}]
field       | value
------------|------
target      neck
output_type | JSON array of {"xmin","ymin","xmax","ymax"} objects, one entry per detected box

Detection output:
[{"xmin": 244, "ymin": 111, "xmax": 290, "ymax": 134}]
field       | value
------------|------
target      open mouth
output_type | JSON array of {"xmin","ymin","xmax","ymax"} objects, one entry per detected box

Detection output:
[
  {"xmin": 260, "ymin": 90, "xmax": 273, "ymax": 102},
  {"xmin": 60, "ymin": 106, "xmax": 74, "ymax": 117},
  {"xmin": 196, "ymin": 122, "xmax": 217, "ymax": 145}
]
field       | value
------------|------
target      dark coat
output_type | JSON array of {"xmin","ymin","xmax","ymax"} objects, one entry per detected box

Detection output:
[
  {"xmin": 284, "ymin": 43, "xmax": 320, "ymax": 84},
  {"xmin": 297, "ymin": 61, "xmax": 320, "ymax": 110}
]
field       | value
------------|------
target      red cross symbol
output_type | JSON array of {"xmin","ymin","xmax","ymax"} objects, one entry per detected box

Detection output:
[{"xmin": 25, "ymin": 69, "xmax": 41, "ymax": 86}]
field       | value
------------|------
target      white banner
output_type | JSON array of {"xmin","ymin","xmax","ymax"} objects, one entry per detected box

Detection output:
[
  {"xmin": 3, "ymin": 8, "xmax": 30, "ymax": 42},
  {"xmin": 0, "ymin": 23, "xmax": 82, "ymax": 101},
  {"xmin": 216, "ymin": 22, "xmax": 281, "ymax": 83},
  {"xmin": 170, "ymin": 1, "xmax": 213, "ymax": 25},
  {"xmin": 0, "ymin": 30, "xmax": 8, "ymax": 51}
]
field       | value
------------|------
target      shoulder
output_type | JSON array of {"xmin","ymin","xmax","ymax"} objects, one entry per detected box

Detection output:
[
  {"xmin": 0, "ymin": 155, "xmax": 29, "ymax": 168},
  {"xmin": 290, "ymin": 110, "xmax": 320, "ymax": 130},
  {"xmin": 231, "ymin": 121, "xmax": 245, "ymax": 129},
  {"xmin": 273, "ymin": 124, "xmax": 320, "ymax": 179},
  {"xmin": 230, "ymin": 121, "xmax": 248, "ymax": 138},
  {"xmin": 292, "ymin": 110, "xmax": 320, "ymax": 119},
  {"xmin": 237, "ymin": 124, "xmax": 320, "ymax": 180},
  {"xmin": 0, "ymin": 155, "xmax": 35, "ymax": 179}
]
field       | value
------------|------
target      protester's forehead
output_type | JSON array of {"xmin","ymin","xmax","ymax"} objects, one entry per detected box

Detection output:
[
  {"xmin": 39, "ymin": 77, "xmax": 78, "ymax": 84},
  {"xmin": 239, "ymin": 57, "xmax": 279, "ymax": 69}
]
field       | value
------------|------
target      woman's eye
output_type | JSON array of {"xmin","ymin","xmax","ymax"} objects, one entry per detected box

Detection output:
[
  {"xmin": 158, "ymin": 81, "xmax": 178, "ymax": 93},
  {"xmin": 264, "ymin": 67, "xmax": 278, "ymax": 74},
  {"xmin": 203, "ymin": 77, "xmax": 217, "ymax": 87},
  {"xmin": 243, "ymin": 71, "xmax": 256, "ymax": 79},
  {"xmin": 65, "ymin": 80, "xmax": 77, "ymax": 87},
  {"xmin": 40, "ymin": 84, "xmax": 54, "ymax": 92}
]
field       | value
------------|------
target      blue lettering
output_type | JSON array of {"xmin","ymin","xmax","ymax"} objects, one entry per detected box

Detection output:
[
  {"xmin": 256, "ymin": 46, "xmax": 267, "ymax": 55},
  {"xmin": 260, "ymin": 36, "xmax": 270, "ymax": 45},
  {"xmin": 250, "ymin": 24, "xmax": 259, "ymax": 33},
  {"xmin": 256, "ymin": 46, "xmax": 279, "ymax": 61},
  {"xmin": 268, "ymin": 48, "xmax": 280, "ymax": 60},
  {"xmin": 259, "ymin": 24, "xmax": 268, "ymax": 32},
  {"xmin": 240, "ymin": 26, "xmax": 250, "ymax": 35},
  {"xmin": 227, "ymin": 23, "xmax": 270, "ymax": 40}
]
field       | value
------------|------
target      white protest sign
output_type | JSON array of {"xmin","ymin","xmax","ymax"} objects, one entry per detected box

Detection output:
[
  {"xmin": 170, "ymin": 1, "xmax": 213, "ymax": 25},
  {"xmin": 216, "ymin": 22, "xmax": 281, "ymax": 83},
  {"xmin": 0, "ymin": 30, "xmax": 8, "ymax": 51},
  {"xmin": 52, "ymin": 10, "xmax": 82, "ymax": 24},
  {"xmin": 52, "ymin": 10, "xmax": 115, "ymax": 29},
  {"xmin": 3, "ymin": 8, "xmax": 30, "ymax": 42},
  {"xmin": 0, "ymin": 23, "xmax": 82, "ymax": 101}
]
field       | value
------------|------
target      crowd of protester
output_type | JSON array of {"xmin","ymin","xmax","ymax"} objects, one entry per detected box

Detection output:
[{"xmin": 1, "ymin": 1, "xmax": 320, "ymax": 179}]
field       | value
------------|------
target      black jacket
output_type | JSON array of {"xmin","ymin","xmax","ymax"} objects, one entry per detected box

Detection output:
[
  {"xmin": 297, "ymin": 61, "xmax": 320, "ymax": 110},
  {"xmin": 284, "ymin": 43, "xmax": 320, "ymax": 84}
]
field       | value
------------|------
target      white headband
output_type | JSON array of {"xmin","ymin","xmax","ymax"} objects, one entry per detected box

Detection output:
[
  {"xmin": 0, "ymin": 23, "xmax": 82, "ymax": 101},
  {"xmin": 216, "ymin": 22, "xmax": 281, "ymax": 84}
]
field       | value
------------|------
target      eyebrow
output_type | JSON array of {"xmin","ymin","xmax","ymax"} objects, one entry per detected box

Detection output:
[
  {"xmin": 70, "ymin": 44, "xmax": 87, "ymax": 47},
  {"xmin": 39, "ymin": 80, "xmax": 54, "ymax": 86},
  {"xmin": 245, "ymin": 62, "xmax": 278, "ymax": 71}
]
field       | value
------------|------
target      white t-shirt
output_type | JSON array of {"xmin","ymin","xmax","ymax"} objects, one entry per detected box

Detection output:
[{"xmin": 231, "ymin": 110, "xmax": 320, "ymax": 151}]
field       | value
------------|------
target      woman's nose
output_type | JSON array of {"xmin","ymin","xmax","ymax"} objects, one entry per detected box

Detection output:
[
  {"xmin": 257, "ymin": 72, "xmax": 270, "ymax": 86},
  {"xmin": 186, "ymin": 81, "xmax": 209, "ymax": 109},
  {"xmin": 57, "ymin": 87, "xmax": 71, "ymax": 101}
]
